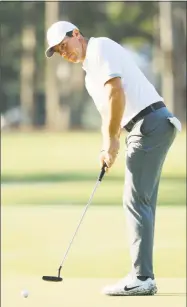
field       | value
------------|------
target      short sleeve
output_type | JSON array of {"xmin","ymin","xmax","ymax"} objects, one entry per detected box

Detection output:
[{"xmin": 95, "ymin": 39, "xmax": 123, "ymax": 85}]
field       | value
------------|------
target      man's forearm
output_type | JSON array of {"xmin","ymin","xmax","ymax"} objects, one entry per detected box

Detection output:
[
  {"xmin": 102, "ymin": 85, "xmax": 125, "ymax": 142},
  {"xmin": 107, "ymin": 86, "xmax": 125, "ymax": 138},
  {"xmin": 100, "ymin": 78, "xmax": 125, "ymax": 168}
]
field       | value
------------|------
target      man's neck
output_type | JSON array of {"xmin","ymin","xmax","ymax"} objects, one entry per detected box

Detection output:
[{"xmin": 81, "ymin": 38, "xmax": 89, "ymax": 62}]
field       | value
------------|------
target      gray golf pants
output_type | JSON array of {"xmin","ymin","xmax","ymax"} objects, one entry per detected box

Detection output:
[{"xmin": 123, "ymin": 107, "xmax": 177, "ymax": 279}]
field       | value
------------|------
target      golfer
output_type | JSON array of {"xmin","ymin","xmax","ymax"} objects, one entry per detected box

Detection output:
[{"xmin": 45, "ymin": 21, "xmax": 181, "ymax": 296}]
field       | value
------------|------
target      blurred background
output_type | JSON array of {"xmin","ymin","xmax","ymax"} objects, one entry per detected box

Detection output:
[
  {"xmin": 1, "ymin": 2, "xmax": 186, "ymax": 306},
  {"xmin": 1, "ymin": 1, "xmax": 186, "ymax": 130},
  {"xmin": 1, "ymin": 0, "xmax": 186, "ymax": 204}
]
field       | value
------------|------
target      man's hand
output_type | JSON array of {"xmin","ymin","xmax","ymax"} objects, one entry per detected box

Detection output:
[{"xmin": 100, "ymin": 136, "xmax": 120, "ymax": 169}]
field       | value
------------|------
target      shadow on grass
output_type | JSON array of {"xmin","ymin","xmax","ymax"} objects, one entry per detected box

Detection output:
[
  {"xmin": 2, "ymin": 172, "xmax": 111, "ymax": 183},
  {"xmin": 1, "ymin": 172, "xmax": 186, "ymax": 184},
  {"xmin": 156, "ymin": 293, "xmax": 186, "ymax": 296},
  {"xmin": 2, "ymin": 173, "xmax": 186, "ymax": 206}
]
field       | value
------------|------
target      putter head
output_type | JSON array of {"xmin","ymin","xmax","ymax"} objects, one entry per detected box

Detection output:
[{"xmin": 42, "ymin": 276, "xmax": 63, "ymax": 282}]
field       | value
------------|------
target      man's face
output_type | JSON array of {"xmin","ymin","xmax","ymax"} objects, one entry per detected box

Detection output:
[{"xmin": 53, "ymin": 30, "xmax": 84, "ymax": 63}]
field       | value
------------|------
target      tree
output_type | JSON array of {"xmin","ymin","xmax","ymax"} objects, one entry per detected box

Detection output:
[
  {"xmin": 0, "ymin": 2, "xmax": 22, "ymax": 114},
  {"xmin": 158, "ymin": 2, "xmax": 186, "ymax": 120},
  {"xmin": 20, "ymin": 2, "xmax": 36, "ymax": 126}
]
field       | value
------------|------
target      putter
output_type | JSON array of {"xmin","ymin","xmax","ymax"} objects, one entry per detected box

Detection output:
[{"xmin": 42, "ymin": 163, "xmax": 107, "ymax": 282}]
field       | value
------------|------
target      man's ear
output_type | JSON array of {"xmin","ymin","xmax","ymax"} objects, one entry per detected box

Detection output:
[{"xmin": 72, "ymin": 29, "xmax": 81, "ymax": 38}]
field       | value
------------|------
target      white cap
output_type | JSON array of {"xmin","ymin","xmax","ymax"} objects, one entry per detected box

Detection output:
[{"xmin": 45, "ymin": 21, "xmax": 78, "ymax": 58}]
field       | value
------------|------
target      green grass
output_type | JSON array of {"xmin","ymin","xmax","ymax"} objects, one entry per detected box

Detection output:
[
  {"xmin": 1, "ymin": 130, "xmax": 186, "ymax": 178},
  {"xmin": 1, "ymin": 177, "xmax": 186, "ymax": 206},
  {"xmin": 1, "ymin": 130, "xmax": 186, "ymax": 206},
  {"xmin": 1, "ymin": 131, "xmax": 186, "ymax": 306},
  {"xmin": 2, "ymin": 278, "xmax": 186, "ymax": 307},
  {"xmin": 2, "ymin": 205, "xmax": 186, "ymax": 278}
]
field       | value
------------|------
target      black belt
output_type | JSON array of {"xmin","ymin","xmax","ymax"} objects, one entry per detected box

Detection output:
[{"xmin": 124, "ymin": 101, "xmax": 165, "ymax": 132}]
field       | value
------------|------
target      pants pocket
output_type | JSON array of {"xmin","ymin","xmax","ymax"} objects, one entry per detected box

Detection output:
[{"xmin": 139, "ymin": 113, "xmax": 160, "ymax": 136}]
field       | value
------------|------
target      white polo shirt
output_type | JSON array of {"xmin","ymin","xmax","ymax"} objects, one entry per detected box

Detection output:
[{"xmin": 82, "ymin": 37, "xmax": 163, "ymax": 127}]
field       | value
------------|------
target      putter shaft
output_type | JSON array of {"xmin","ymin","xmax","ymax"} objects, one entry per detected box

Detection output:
[
  {"xmin": 59, "ymin": 180, "xmax": 101, "ymax": 269},
  {"xmin": 43, "ymin": 164, "xmax": 107, "ymax": 281}
]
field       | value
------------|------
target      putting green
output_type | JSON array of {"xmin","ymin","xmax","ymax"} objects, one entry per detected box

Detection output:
[
  {"xmin": 2, "ymin": 276, "xmax": 186, "ymax": 307},
  {"xmin": 2, "ymin": 205, "xmax": 186, "ymax": 306},
  {"xmin": 2, "ymin": 205, "xmax": 186, "ymax": 277}
]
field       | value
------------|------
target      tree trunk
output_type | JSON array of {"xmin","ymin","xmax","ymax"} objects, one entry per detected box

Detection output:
[
  {"xmin": 172, "ymin": 2, "xmax": 186, "ymax": 122},
  {"xmin": 20, "ymin": 2, "xmax": 36, "ymax": 127},
  {"xmin": 45, "ymin": 2, "xmax": 64, "ymax": 130},
  {"xmin": 158, "ymin": 2, "xmax": 186, "ymax": 122},
  {"xmin": 158, "ymin": 1, "xmax": 175, "ymax": 112}
]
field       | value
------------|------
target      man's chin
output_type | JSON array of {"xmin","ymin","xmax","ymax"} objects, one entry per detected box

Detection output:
[
  {"xmin": 73, "ymin": 59, "xmax": 81, "ymax": 64},
  {"xmin": 66, "ymin": 58, "xmax": 80, "ymax": 64}
]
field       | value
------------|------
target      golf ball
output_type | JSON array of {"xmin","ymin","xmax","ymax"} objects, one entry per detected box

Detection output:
[{"xmin": 21, "ymin": 289, "xmax": 29, "ymax": 298}]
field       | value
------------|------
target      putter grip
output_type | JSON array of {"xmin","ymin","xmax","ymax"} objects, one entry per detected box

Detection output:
[{"xmin": 98, "ymin": 163, "xmax": 107, "ymax": 182}]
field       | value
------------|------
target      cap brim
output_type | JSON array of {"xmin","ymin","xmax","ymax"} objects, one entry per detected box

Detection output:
[{"xmin": 45, "ymin": 46, "xmax": 55, "ymax": 58}]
